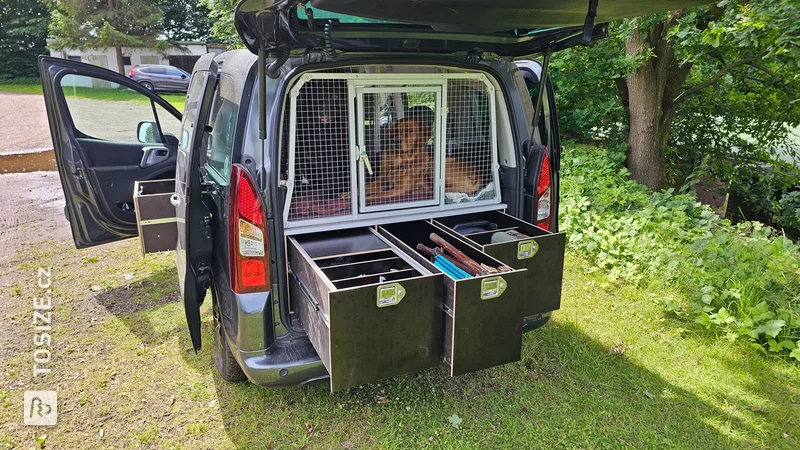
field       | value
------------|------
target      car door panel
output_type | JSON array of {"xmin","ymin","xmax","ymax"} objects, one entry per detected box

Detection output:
[
  {"xmin": 39, "ymin": 56, "xmax": 182, "ymax": 248},
  {"xmin": 175, "ymin": 54, "xmax": 218, "ymax": 352}
]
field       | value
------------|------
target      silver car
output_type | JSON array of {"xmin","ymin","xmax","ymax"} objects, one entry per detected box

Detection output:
[{"xmin": 128, "ymin": 64, "xmax": 190, "ymax": 93}]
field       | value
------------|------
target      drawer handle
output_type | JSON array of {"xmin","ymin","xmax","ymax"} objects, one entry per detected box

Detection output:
[
  {"xmin": 481, "ymin": 276, "xmax": 507, "ymax": 300},
  {"xmin": 517, "ymin": 239, "xmax": 539, "ymax": 260},
  {"xmin": 376, "ymin": 283, "xmax": 405, "ymax": 308}
]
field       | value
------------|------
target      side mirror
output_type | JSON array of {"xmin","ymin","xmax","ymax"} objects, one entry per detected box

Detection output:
[
  {"xmin": 181, "ymin": 74, "xmax": 187, "ymax": 79},
  {"xmin": 137, "ymin": 121, "xmax": 159, "ymax": 143}
]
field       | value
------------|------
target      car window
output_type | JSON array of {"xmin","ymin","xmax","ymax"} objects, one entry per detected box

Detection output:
[
  {"xmin": 167, "ymin": 68, "xmax": 183, "ymax": 77},
  {"xmin": 205, "ymin": 75, "xmax": 238, "ymax": 186},
  {"xmin": 59, "ymin": 74, "xmax": 180, "ymax": 143},
  {"xmin": 151, "ymin": 67, "xmax": 166, "ymax": 75}
]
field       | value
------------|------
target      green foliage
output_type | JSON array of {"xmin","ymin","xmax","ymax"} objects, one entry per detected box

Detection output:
[
  {"xmin": 0, "ymin": 0, "xmax": 50, "ymax": 80},
  {"xmin": 198, "ymin": 0, "xmax": 239, "ymax": 44},
  {"xmin": 776, "ymin": 191, "xmax": 800, "ymax": 229},
  {"xmin": 551, "ymin": 0, "xmax": 800, "ymax": 188},
  {"xmin": 162, "ymin": 0, "xmax": 213, "ymax": 42},
  {"xmin": 49, "ymin": 0, "xmax": 168, "ymax": 73},
  {"xmin": 560, "ymin": 143, "xmax": 800, "ymax": 359}
]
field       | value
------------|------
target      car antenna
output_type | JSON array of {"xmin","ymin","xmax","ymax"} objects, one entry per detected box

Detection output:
[{"xmin": 582, "ymin": 0, "xmax": 599, "ymax": 46}]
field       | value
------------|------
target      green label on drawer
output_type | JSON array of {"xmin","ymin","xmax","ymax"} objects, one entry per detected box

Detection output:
[
  {"xmin": 377, "ymin": 283, "xmax": 405, "ymax": 308},
  {"xmin": 517, "ymin": 239, "xmax": 539, "ymax": 260},
  {"xmin": 481, "ymin": 276, "xmax": 507, "ymax": 300}
]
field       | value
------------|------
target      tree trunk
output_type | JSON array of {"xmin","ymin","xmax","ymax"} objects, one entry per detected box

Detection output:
[
  {"xmin": 114, "ymin": 45, "xmax": 125, "ymax": 75},
  {"xmin": 624, "ymin": 17, "xmax": 692, "ymax": 191}
]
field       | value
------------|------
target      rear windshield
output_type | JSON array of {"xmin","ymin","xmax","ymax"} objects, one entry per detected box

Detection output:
[{"xmin": 297, "ymin": 5, "xmax": 393, "ymax": 24}]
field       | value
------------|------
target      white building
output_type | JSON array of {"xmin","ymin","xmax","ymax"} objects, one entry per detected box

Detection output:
[{"xmin": 46, "ymin": 40, "xmax": 227, "ymax": 74}]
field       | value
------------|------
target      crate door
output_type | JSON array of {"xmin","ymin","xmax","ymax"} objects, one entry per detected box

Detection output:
[{"xmin": 356, "ymin": 86, "xmax": 442, "ymax": 213}]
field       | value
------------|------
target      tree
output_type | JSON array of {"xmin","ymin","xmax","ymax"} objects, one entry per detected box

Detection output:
[
  {"xmin": 198, "ymin": 0, "xmax": 239, "ymax": 44},
  {"xmin": 552, "ymin": 0, "xmax": 800, "ymax": 191},
  {"xmin": 0, "ymin": 0, "xmax": 51, "ymax": 80},
  {"xmin": 49, "ymin": 0, "xmax": 167, "ymax": 75},
  {"xmin": 162, "ymin": 0, "xmax": 213, "ymax": 42}
]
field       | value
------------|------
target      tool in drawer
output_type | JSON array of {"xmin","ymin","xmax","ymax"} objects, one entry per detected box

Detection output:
[{"xmin": 417, "ymin": 233, "xmax": 513, "ymax": 278}]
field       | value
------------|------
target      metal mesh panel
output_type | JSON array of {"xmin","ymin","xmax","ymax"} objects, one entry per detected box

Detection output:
[
  {"xmin": 444, "ymin": 79, "xmax": 496, "ymax": 203},
  {"xmin": 360, "ymin": 88, "xmax": 438, "ymax": 209},
  {"xmin": 285, "ymin": 79, "xmax": 352, "ymax": 221}
]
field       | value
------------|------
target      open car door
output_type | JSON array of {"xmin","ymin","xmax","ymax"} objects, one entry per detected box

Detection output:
[
  {"xmin": 39, "ymin": 56, "xmax": 183, "ymax": 248},
  {"xmin": 175, "ymin": 54, "xmax": 218, "ymax": 352}
]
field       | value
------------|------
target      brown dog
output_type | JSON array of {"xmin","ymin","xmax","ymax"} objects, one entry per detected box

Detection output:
[{"xmin": 360, "ymin": 118, "xmax": 483, "ymax": 202}]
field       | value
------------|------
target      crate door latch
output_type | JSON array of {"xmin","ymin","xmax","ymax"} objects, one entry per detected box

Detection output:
[
  {"xmin": 517, "ymin": 239, "xmax": 539, "ymax": 260},
  {"xmin": 377, "ymin": 283, "xmax": 405, "ymax": 308},
  {"xmin": 481, "ymin": 276, "xmax": 507, "ymax": 300}
]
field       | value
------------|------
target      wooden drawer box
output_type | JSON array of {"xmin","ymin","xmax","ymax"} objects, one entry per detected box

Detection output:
[
  {"xmin": 377, "ymin": 221, "xmax": 526, "ymax": 376},
  {"xmin": 133, "ymin": 179, "xmax": 177, "ymax": 256},
  {"xmin": 433, "ymin": 211, "xmax": 566, "ymax": 316},
  {"xmin": 288, "ymin": 228, "xmax": 443, "ymax": 392}
]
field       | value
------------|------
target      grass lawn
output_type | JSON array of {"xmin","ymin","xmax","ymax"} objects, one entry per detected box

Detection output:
[
  {"xmin": 0, "ymin": 83, "xmax": 186, "ymax": 112},
  {"xmin": 1, "ymin": 239, "xmax": 797, "ymax": 449}
]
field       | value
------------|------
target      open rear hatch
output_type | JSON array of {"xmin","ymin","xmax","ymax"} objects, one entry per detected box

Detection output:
[{"xmin": 234, "ymin": 0, "xmax": 711, "ymax": 56}]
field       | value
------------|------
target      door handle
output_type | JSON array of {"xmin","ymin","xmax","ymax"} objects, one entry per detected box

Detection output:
[{"xmin": 141, "ymin": 146, "xmax": 169, "ymax": 168}]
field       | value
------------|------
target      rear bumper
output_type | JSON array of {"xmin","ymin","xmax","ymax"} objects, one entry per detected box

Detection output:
[{"xmin": 234, "ymin": 336, "xmax": 329, "ymax": 387}]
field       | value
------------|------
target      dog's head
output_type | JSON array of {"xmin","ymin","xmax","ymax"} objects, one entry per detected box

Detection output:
[{"xmin": 385, "ymin": 118, "xmax": 432, "ymax": 153}]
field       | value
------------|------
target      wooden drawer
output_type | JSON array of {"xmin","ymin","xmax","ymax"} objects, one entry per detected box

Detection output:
[
  {"xmin": 377, "ymin": 221, "xmax": 525, "ymax": 376},
  {"xmin": 133, "ymin": 179, "xmax": 177, "ymax": 256},
  {"xmin": 288, "ymin": 228, "xmax": 443, "ymax": 392},
  {"xmin": 433, "ymin": 211, "xmax": 565, "ymax": 316}
]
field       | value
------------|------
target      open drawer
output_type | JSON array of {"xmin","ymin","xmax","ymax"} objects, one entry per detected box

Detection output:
[
  {"xmin": 377, "ymin": 221, "xmax": 525, "ymax": 376},
  {"xmin": 133, "ymin": 179, "xmax": 177, "ymax": 256},
  {"xmin": 432, "ymin": 211, "xmax": 565, "ymax": 317},
  {"xmin": 287, "ymin": 228, "xmax": 443, "ymax": 392}
]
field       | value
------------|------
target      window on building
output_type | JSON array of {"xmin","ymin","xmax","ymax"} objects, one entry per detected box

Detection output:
[
  {"xmin": 67, "ymin": 55, "xmax": 81, "ymax": 61},
  {"xmin": 140, "ymin": 55, "xmax": 159, "ymax": 65},
  {"xmin": 122, "ymin": 56, "xmax": 132, "ymax": 66}
]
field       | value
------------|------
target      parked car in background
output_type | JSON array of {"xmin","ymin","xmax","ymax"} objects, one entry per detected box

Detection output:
[{"xmin": 128, "ymin": 64, "xmax": 190, "ymax": 93}]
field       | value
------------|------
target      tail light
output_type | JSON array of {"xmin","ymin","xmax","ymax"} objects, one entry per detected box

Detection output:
[
  {"xmin": 128, "ymin": 66, "xmax": 136, "ymax": 77},
  {"xmin": 536, "ymin": 151, "xmax": 552, "ymax": 231},
  {"xmin": 228, "ymin": 165, "xmax": 270, "ymax": 293}
]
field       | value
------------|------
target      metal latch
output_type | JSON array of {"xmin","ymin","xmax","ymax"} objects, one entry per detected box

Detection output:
[
  {"xmin": 358, "ymin": 146, "xmax": 374, "ymax": 175},
  {"xmin": 481, "ymin": 276, "xmax": 507, "ymax": 300},
  {"xmin": 377, "ymin": 283, "xmax": 405, "ymax": 308}
]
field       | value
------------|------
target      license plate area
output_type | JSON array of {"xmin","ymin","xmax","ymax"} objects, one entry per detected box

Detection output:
[
  {"xmin": 377, "ymin": 221, "xmax": 525, "ymax": 376},
  {"xmin": 288, "ymin": 228, "xmax": 443, "ymax": 391},
  {"xmin": 433, "ymin": 211, "xmax": 566, "ymax": 316}
]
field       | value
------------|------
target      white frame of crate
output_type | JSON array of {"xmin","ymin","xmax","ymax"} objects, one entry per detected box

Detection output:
[{"xmin": 284, "ymin": 72, "xmax": 501, "ymax": 234}]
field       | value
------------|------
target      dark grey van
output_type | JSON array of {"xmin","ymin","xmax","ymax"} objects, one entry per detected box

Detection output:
[{"xmin": 39, "ymin": 0, "xmax": 707, "ymax": 391}]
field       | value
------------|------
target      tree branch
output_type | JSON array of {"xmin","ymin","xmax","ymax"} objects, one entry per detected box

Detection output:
[{"xmin": 672, "ymin": 58, "xmax": 754, "ymax": 106}]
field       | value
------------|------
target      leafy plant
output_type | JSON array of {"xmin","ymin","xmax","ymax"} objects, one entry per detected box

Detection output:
[{"xmin": 560, "ymin": 143, "xmax": 800, "ymax": 359}]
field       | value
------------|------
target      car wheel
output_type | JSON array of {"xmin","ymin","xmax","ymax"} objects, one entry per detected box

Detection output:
[
  {"xmin": 212, "ymin": 289, "xmax": 247, "ymax": 382},
  {"xmin": 140, "ymin": 81, "xmax": 154, "ymax": 91}
]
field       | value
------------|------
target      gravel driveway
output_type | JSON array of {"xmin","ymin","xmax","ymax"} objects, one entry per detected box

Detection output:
[{"xmin": 0, "ymin": 93, "xmax": 52, "ymax": 155}]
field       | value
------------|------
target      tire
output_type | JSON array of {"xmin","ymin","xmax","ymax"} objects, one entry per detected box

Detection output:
[
  {"xmin": 139, "ymin": 81, "xmax": 154, "ymax": 91},
  {"xmin": 212, "ymin": 290, "xmax": 247, "ymax": 382}
]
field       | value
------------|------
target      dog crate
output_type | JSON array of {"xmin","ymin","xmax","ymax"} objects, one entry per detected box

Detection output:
[{"xmin": 281, "ymin": 69, "xmax": 502, "ymax": 234}]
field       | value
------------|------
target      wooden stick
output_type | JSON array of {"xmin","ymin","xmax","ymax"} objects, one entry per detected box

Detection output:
[
  {"xmin": 416, "ymin": 243, "xmax": 437, "ymax": 259},
  {"xmin": 497, "ymin": 265, "xmax": 514, "ymax": 273},
  {"xmin": 429, "ymin": 233, "xmax": 485, "ymax": 276},
  {"xmin": 480, "ymin": 263, "xmax": 500, "ymax": 275}
]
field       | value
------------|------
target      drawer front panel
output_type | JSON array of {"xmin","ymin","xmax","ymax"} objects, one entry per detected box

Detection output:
[
  {"xmin": 434, "ymin": 211, "xmax": 566, "ymax": 316},
  {"xmin": 378, "ymin": 221, "xmax": 525, "ymax": 376}
]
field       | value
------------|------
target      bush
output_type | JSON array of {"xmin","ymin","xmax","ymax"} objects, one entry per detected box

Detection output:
[
  {"xmin": 560, "ymin": 143, "xmax": 800, "ymax": 360},
  {"xmin": 0, "ymin": 76, "xmax": 41, "ymax": 84}
]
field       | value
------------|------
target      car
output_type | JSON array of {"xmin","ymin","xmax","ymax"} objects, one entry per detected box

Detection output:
[
  {"xmin": 128, "ymin": 64, "xmax": 191, "ymax": 93},
  {"xmin": 39, "ymin": 0, "xmax": 707, "ymax": 391}
]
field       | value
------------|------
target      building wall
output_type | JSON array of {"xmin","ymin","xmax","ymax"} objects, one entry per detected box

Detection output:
[{"xmin": 49, "ymin": 43, "xmax": 225, "ymax": 74}]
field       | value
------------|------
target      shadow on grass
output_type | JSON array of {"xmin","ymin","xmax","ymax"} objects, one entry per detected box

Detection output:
[
  {"xmin": 206, "ymin": 320, "xmax": 775, "ymax": 449},
  {"xmin": 94, "ymin": 267, "xmax": 182, "ymax": 346}
]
